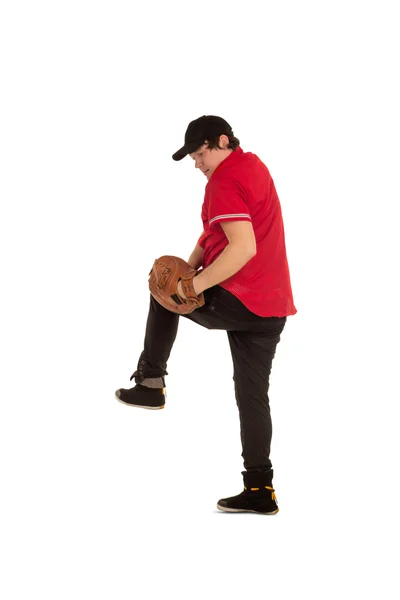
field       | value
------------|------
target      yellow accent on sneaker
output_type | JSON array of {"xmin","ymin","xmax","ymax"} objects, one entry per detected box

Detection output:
[
  {"xmin": 265, "ymin": 486, "xmax": 277, "ymax": 500},
  {"xmin": 250, "ymin": 487, "xmax": 260, "ymax": 491}
]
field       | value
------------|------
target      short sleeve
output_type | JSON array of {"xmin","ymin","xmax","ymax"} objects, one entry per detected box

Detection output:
[{"xmin": 207, "ymin": 177, "xmax": 251, "ymax": 229}]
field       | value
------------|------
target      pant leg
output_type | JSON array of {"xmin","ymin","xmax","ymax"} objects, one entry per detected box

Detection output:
[
  {"xmin": 226, "ymin": 318, "xmax": 286, "ymax": 472},
  {"xmin": 131, "ymin": 286, "xmax": 238, "ymax": 383},
  {"xmin": 133, "ymin": 288, "xmax": 286, "ymax": 474},
  {"xmin": 132, "ymin": 294, "xmax": 180, "ymax": 382},
  {"xmin": 132, "ymin": 289, "xmax": 227, "ymax": 382}
]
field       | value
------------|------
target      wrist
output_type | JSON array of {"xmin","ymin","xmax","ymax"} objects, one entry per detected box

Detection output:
[{"xmin": 193, "ymin": 273, "xmax": 206, "ymax": 295}]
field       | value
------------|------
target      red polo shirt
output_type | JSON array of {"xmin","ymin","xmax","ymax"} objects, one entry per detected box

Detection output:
[{"xmin": 197, "ymin": 146, "xmax": 297, "ymax": 317}]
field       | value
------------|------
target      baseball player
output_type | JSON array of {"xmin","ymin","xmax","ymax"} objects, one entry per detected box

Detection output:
[{"xmin": 115, "ymin": 115, "xmax": 297, "ymax": 514}]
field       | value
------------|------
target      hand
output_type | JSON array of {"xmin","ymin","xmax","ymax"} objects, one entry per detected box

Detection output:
[{"xmin": 177, "ymin": 276, "xmax": 203, "ymax": 300}]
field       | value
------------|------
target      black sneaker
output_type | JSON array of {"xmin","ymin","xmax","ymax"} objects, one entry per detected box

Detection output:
[
  {"xmin": 217, "ymin": 470, "xmax": 279, "ymax": 515},
  {"xmin": 115, "ymin": 384, "xmax": 166, "ymax": 410}
]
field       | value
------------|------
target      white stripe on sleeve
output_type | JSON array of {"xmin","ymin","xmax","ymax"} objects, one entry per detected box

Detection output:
[{"xmin": 209, "ymin": 213, "xmax": 251, "ymax": 225}]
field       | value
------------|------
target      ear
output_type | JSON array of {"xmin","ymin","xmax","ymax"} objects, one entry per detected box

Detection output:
[{"xmin": 219, "ymin": 134, "xmax": 229, "ymax": 148}]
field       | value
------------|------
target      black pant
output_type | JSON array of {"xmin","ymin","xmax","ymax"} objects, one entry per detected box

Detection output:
[{"xmin": 133, "ymin": 285, "xmax": 287, "ymax": 473}]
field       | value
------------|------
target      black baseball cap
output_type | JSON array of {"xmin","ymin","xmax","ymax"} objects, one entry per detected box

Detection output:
[{"xmin": 172, "ymin": 115, "xmax": 234, "ymax": 161}]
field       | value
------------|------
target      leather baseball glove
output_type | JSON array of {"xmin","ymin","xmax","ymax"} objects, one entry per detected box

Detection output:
[{"xmin": 148, "ymin": 255, "xmax": 205, "ymax": 315}]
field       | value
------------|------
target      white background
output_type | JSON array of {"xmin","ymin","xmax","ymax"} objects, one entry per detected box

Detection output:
[{"xmin": 1, "ymin": 1, "xmax": 399, "ymax": 598}]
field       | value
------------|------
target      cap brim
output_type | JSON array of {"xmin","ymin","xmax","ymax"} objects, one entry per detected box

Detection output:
[{"xmin": 172, "ymin": 140, "xmax": 205, "ymax": 161}]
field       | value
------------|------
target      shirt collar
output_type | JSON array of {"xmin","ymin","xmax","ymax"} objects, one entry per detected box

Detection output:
[{"xmin": 211, "ymin": 146, "xmax": 243, "ymax": 179}]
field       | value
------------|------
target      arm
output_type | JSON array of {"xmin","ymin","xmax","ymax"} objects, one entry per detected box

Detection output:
[
  {"xmin": 194, "ymin": 221, "xmax": 256, "ymax": 294},
  {"xmin": 187, "ymin": 235, "xmax": 205, "ymax": 270}
]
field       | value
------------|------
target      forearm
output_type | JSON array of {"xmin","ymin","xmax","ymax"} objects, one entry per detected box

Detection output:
[
  {"xmin": 187, "ymin": 243, "xmax": 204, "ymax": 270},
  {"xmin": 194, "ymin": 244, "xmax": 255, "ymax": 294}
]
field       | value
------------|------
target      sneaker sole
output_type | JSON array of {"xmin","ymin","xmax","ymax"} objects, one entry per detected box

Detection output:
[
  {"xmin": 115, "ymin": 393, "xmax": 165, "ymax": 410},
  {"xmin": 216, "ymin": 503, "xmax": 279, "ymax": 515}
]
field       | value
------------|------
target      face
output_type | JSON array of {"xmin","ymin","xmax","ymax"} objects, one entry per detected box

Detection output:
[{"xmin": 189, "ymin": 135, "xmax": 232, "ymax": 181}]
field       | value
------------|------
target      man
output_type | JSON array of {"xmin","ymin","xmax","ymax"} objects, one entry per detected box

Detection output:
[{"xmin": 115, "ymin": 115, "xmax": 297, "ymax": 515}]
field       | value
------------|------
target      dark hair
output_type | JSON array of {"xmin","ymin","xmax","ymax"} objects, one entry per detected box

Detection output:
[{"xmin": 205, "ymin": 134, "xmax": 241, "ymax": 151}]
